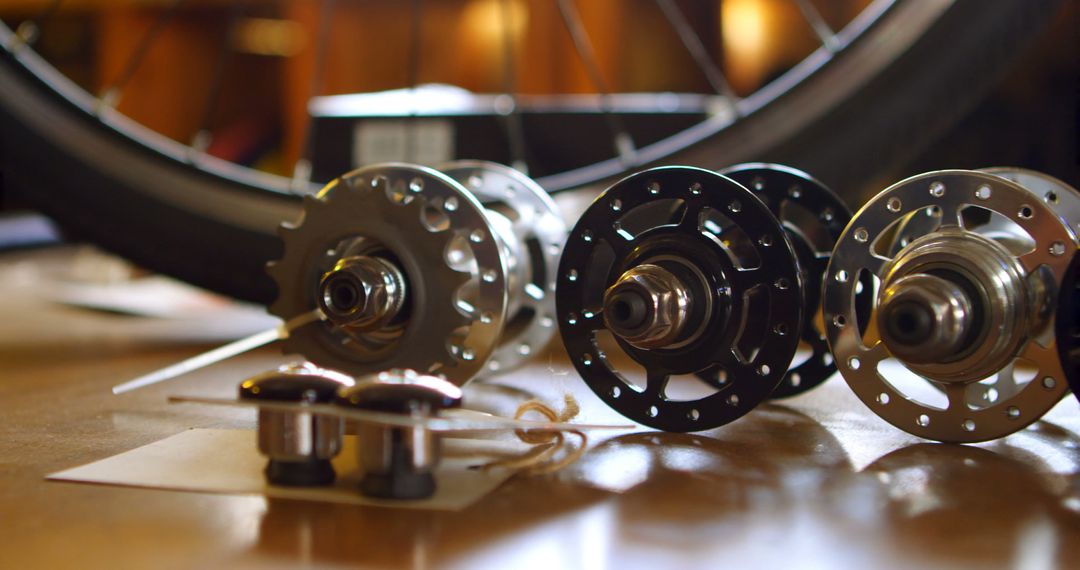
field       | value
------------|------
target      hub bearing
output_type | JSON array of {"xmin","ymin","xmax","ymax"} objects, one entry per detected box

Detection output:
[
  {"xmin": 557, "ymin": 166, "xmax": 803, "ymax": 432},
  {"xmin": 267, "ymin": 162, "xmax": 564, "ymax": 384},
  {"xmin": 823, "ymin": 170, "xmax": 1074, "ymax": 442}
]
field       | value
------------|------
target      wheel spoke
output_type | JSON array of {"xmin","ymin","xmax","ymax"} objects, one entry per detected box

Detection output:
[
  {"xmin": 555, "ymin": 0, "xmax": 636, "ymax": 164},
  {"xmin": 292, "ymin": 0, "xmax": 337, "ymax": 190},
  {"xmin": 791, "ymin": 0, "xmax": 839, "ymax": 53},
  {"xmin": 191, "ymin": 2, "xmax": 245, "ymax": 152},
  {"xmin": 654, "ymin": 0, "xmax": 739, "ymax": 104},
  {"xmin": 404, "ymin": 0, "xmax": 424, "ymax": 164},
  {"xmin": 99, "ymin": 0, "xmax": 186, "ymax": 110},
  {"xmin": 499, "ymin": 0, "xmax": 529, "ymax": 173}
]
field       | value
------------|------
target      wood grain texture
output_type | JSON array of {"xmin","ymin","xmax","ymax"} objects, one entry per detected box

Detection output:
[{"xmin": 2, "ymin": 248, "xmax": 1080, "ymax": 569}]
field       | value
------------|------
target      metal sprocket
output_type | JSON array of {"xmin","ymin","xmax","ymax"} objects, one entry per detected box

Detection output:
[{"xmin": 267, "ymin": 163, "xmax": 509, "ymax": 384}]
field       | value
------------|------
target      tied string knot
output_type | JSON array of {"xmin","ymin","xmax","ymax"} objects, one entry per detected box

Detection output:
[{"xmin": 482, "ymin": 393, "xmax": 587, "ymax": 475}]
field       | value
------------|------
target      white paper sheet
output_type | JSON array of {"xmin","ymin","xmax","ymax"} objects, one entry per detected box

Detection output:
[{"xmin": 48, "ymin": 428, "xmax": 516, "ymax": 511}]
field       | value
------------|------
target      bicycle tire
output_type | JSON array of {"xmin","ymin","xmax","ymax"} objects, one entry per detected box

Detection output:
[{"xmin": 0, "ymin": 0, "xmax": 1063, "ymax": 304}]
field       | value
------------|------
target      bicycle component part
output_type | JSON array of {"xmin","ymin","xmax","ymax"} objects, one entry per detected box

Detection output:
[
  {"xmin": 824, "ymin": 170, "xmax": 1073, "ymax": 443},
  {"xmin": 981, "ymin": 168, "xmax": 1080, "ymax": 238},
  {"xmin": 336, "ymin": 369, "xmax": 463, "ymax": 500},
  {"xmin": 887, "ymin": 168, "xmax": 1080, "ymax": 257},
  {"xmin": 239, "ymin": 363, "xmax": 354, "ymax": 487},
  {"xmin": 557, "ymin": 166, "xmax": 803, "ymax": 432},
  {"xmin": 439, "ymin": 160, "xmax": 567, "ymax": 374},
  {"xmin": 718, "ymin": 163, "xmax": 870, "ymax": 398},
  {"xmin": 1059, "ymin": 249, "xmax": 1080, "ymax": 399},
  {"xmin": 267, "ymin": 163, "xmax": 510, "ymax": 384},
  {"xmin": 879, "ymin": 168, "xmax": 1080, "ymax": 405}
]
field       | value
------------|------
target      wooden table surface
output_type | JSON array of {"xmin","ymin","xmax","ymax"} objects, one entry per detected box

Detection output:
[{"xmin": 2, "ymin": 248, "xmax": 1080, "ymax": 569}]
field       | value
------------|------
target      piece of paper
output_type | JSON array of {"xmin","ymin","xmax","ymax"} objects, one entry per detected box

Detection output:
[{"xmin": 47, "ymin": 428, "xmax": 516, "ymax": 511}]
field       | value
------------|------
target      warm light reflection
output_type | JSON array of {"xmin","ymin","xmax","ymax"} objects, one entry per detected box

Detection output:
[
  {"xmin": 462, "ymin": 0, "xmax": 528, "ymax": 50},
  {"xmin": 233, "ymin": 18, "xmax": 308, "ymax": 57},
  {"xmin": 722, "ymin": 0, "xmax": 769, "ymax": 62},
  {"xmin": 721, "ymin": 0, "xmax": 818, "ymax": 94}
]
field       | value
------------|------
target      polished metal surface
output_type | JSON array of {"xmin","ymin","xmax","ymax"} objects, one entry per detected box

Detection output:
[
  {"xmin": 338, "ymin": 369, "xmax": 463, "ymax": 499},
  {"xmin": 318, "ymin": 255, "xmax": 406, "ymax": 332},
  {"xmin": 268, "ymin": 164, "xmax": 509, "ymax": 384},
  {"xmin": 356, "ymin": 423, "xmax": 440, "ymax": 475},
  {"xmin": 981, "ymin": 167, "xmax": 1080, "ymax": 242},
  {"xmin": 877, "ymin": 229, "xmax": 1042, "ymax": 384},
  {"xmin": 877, "ymin": 272, "xmax": 974, "ymax": 365},
  {"xmin": 440, "ymin": 161, "xmax": 567, "ymax": 375},
  {"xmin": 602, "ymin": 263, "xmax": 694, "ymax": 349},
  {"xmin": 823, "ymin": 170, "xmax": 1073, "ymax": 443},
  {"xmin": 257, "ymin": 410, "xmax": 343, "ymax": 462}
]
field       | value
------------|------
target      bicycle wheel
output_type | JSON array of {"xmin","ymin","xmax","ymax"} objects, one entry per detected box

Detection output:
[{"xmin": 0, "ymin": 0, "xmax": 1063, "ymax": 303}]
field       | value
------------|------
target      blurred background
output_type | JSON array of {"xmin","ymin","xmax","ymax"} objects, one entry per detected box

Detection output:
[{"xmin": 0, "ymin": 0, "xmax": 1074, "ymax": 261}]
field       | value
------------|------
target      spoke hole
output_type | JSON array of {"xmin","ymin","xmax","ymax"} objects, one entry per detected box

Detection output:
[
  {"xmin": 917, "ymin": 414, "xmax": 931, "ymax": 427},
  {"xmin": 975, "ymin": 185, "xmax": 992, "ymax": 200},
  {"xmin": 647, "ymin": 405, "xmax": 659, "ymax": 417},
  {"xmin": 962, "ymin": 419, "xmax": 976, "ymax": 432},
  {"xmin": 929, "ymin": 181, "xmax": 945, "ymax": 197},
  {"xmin": 886, "ymin": 197, "xmax": 902, "ymax": 213},
  {"xmin": 1018, "ymin": 205, "xmax": 1033, "ymax": 219},
  {"xmin": 877, "ymin": 392, "xmax": 890, "ymax": 405}
]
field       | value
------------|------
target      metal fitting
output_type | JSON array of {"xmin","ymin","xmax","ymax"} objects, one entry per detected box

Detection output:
[
  {"xmin": 336, "ymin": 369, "xmax": 463, "ymax": 500},
  {"xmin": 878, "ymin": 228, "xmax": 1039, "ymax": 383},
  {"xmin": 603, "ymin": 263, "xmax": 693, "ymax": 349},
  {"xmin": 878, "ymin": 272, "xmax": 975, "ymax": 364},
  {"xmin": 239, "ymin": 363, "xmax": 355, "ymax": 486},
  {"xmin": 318, "ymin": 255, "xmax": 406, "ymax": 331}
]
